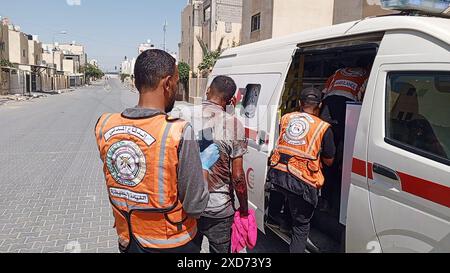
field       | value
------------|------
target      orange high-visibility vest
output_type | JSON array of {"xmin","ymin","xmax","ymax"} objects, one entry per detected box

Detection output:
[
  {"xmin": 324, "ymin": 68, "xmax": 369, "ymax": 100},
  {"xmin": 270, "ymin": 112, "xmax": 330, "ymax": 189},
  {"xmin": 95, "ymin": 113, "xmax": 197, "ymax": 250}
]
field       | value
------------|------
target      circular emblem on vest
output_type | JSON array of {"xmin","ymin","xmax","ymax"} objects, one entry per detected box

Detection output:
[
  {"xmin": 106, "ymin": 141, "xmax": 146, "ymax": 187},
  {"xmin": 283, "ymin": 117, "xmax": 310, "ymax": 146}
]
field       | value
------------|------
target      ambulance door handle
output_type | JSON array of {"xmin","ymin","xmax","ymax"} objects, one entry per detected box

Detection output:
[
  {"xmin": 259, "ymin": 131, "xmax": 267, "ymax": 146},
  {"xmin": 373, "ymin": 163, "xmax": 399, "ymax": 181}
]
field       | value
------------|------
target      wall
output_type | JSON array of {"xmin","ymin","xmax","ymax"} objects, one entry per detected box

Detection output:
[
  {"xmin": 202, "ymin": 0, "xmax": 243, "ymax": 51},
  {"xmin": 189, "ymin": 77, "xmax": 208, "ymax": 102},
  {"xmin": 63, "ymin": 59, "xmax": 75, "ymax": 74},
  {"xmin": 333, "ymin": 0, "xmax": 363, "ymax": 25},
  {"xmin": 43, "ymin": 50, "xmax": 63, "ymax": 71},
  {"xmin": 8, "ymin": 29, "xmax": 21, "ymax": 64},
  {"xmin": 241, "ymin": 0, "xmax": 274, "ymax": 45},
  {"xmin": 212, "ymin": 0, "xmax": 243, "ymax": 49},
  {"xmin": 9, "ymin": 69, "xmax": 25, "ymax": 95},
  {"xmin": 241, "ymin": 0, "xmax": 394, "ymax": 45},
  {"xmin": 59, "ymin": 44, "xmax": 85, "ymax": 66},
  {"xmin": 272, "ymin": 0, "xmax": 334, "ymax": 38},
  {"xmin": 180, "ymin": 0, "xmax": 204, "ymax": 72},
  {"xmin": 19, "ymin": 32, "xmax": 28, "ymax": 65},
  {"xmin": 28, "ymin": 39, "xmax": 42, "ymax": 66}
]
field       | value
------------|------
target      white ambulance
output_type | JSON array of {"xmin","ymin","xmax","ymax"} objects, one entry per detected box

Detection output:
[{"xmin": 205, "ymin": 2, "xmax": 450, "ymax": 253}]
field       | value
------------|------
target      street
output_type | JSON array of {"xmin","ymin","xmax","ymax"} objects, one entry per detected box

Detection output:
[{"xmin": 0, "ymin": 79, "xmax": 289, "ymax": 253}]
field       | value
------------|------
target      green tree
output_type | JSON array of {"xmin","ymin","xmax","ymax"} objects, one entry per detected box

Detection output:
[
  {"xmin": 0, "ymin": 59, "xmax": 15, "ymax": 68},
  {"xmin": 178, "ymin": 62, "xmax": 190, "ymax": 88},
  {"xmin": 197, "ymin": 36, "xmax": 224, "ymax": 77},
  {"xmin": 81, "ymin": 63, "xmax": 104, "ymax": 82}
]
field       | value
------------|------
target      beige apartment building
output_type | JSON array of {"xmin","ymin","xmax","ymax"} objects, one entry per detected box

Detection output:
[
  {"xmin": 179, "ymin": 0, "xmax": 243, "ymax": 73},
  {"xmin": 42, "ymin": 44, "xmax": 64, "ymax": 71},
  {"xmin": 241, "ymin": 0, "xmax": 394, "ymax": 45},
  {"xmin": 28, "ymin": 36, "xmax": 42, "ymax": 67},
  {"xmin": 59, "ymin": 43, "xmax": 87, "ymax": 67},
  {"xmin": 179, "ymin": 0, "xmax": 203, "ymax": 72}
]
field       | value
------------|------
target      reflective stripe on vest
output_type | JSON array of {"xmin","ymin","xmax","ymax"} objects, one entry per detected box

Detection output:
[
  {"xmin": 98, "ymin": 113, "xmax": 114, "ymax": 141},
  {"xmin": 158, "ymin": 123, "xmax": 173, "ymax": 207},
  {"xmin": 134, "ymin": 225, "xmax": 197, "ymax": 248},
  {"xmin": 307, "ymin": 121, "xmax": 328, "ymax": 155}
]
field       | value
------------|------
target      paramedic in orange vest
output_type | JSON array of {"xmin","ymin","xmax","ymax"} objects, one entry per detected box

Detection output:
[
  {"xmin": 319, "ymin": 56, "xmax": 373, "ymax": 215},
  {"xmin": 95, "ymin": 49, "xmax": 212, "ymax": 253},
  {"xmin": 268, "ymin": 87, "xmax": 335, "ymax": 253}
]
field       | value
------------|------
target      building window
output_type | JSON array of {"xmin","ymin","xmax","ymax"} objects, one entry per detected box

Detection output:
[
  {"xmin": 386, "ymin": 71, "xmax": 450, "ymax": 165},
  {"xmin": 22, "ymin": 49, "xmax": 26, "ymax": 58},
  {"xmin": 251, "ymin": 13, "xmax": 261, "ymax": 32},
  {"xmin": 225, "ymin": 22, "xmax": 232, "ymax": 33},
  {"xmin": 241, "ymin": 84, "xmax": 262, "ymax": 118}
]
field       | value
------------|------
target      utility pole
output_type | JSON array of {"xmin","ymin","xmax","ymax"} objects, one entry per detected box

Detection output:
[
  {"xmin": 163, "ymin": 20, "xmax": 168, "ymax": 52},
  {"xmin": 52, "ymin": 31, "xmax": 67, "ymax": 90}
]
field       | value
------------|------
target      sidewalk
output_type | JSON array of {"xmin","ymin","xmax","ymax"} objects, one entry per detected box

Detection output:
[
  {"xmin": 32, "ymin": 88, "xmax": 75, "ymax": 95},
  {"xmin": 0, "ymin": 94, "xmax": 43, "ymax": 106}
]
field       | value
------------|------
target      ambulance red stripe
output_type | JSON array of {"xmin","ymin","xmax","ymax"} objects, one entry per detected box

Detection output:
[
  {"xmin": 245, "ymin": 128, "xmax": 258, "ymax": 141},
  {"xmin": 352, "ymin": 158, "xmax": 450, "ymax": 208}
]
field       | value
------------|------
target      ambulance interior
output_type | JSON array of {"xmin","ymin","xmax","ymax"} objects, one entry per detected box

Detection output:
[{"xmin": 266, "ymin": 37, "xmax": 381, "ymax": 252}]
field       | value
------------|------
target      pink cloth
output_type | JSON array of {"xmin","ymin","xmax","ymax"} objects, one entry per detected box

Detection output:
[{"xmin": 231, "ymin": 209, "xmax": 258, "ymax": 253}]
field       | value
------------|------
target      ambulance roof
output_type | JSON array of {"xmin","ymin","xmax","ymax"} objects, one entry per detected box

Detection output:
[{"xmin": 222, "ymin": 16, "xmax": 450, "ymax": 57}]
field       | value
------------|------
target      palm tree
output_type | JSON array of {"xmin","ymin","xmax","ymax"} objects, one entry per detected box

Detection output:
[{"xmin": 197, "ymin": 36, "xmax": 225, "ymax": 77}]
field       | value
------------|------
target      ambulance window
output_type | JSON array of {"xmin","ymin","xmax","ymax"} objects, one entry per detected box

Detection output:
[
  {"xmin": 241, "ymin": 84, "xmax": 261, "ymax": 119},
  {"xmin": 386, "ymin": 71, "xmax": 450, "ymax": 165}
]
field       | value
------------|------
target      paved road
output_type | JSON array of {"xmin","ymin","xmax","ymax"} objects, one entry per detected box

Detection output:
[{"xmin": 0, "ymin": 79, "xmax": 288, "ymax": 253}]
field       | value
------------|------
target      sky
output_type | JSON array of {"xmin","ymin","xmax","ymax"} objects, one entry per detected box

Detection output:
[{"xmin": 0, "ymin": 0, "xmax": 187, "ymax": 71}]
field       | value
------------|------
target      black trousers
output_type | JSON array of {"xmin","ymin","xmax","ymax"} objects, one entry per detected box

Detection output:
[
  {"xmin": 193, "ymin": 215, "xmax": 234, "ymax": 253},
  {"xmin": 268, "ymin": 169, "xmax": 318, "ymax": 253},
  {"xmin": 320, "ymin": 95, "xmax": 353, "ymax": 215}
]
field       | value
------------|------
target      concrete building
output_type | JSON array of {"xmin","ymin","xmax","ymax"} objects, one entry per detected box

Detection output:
[
  {"xmin": 53, "ymin": 43, "xmax": 86, "ymax": 87},
  {"xmin": 241, "ymin": 0, "xmax": 394, "ymax": 45},
  {"xmin": 59, "ymin": 43, "xmax": 87, "ymax": 67},
  {"xmin": 138, "ymin": 40, "xmax": 155, "ymax": 54},
  {"xmin": 28, "ymin": 35, "xmax": 42, "ymax": 66},
  {"xmin": 3, "ymin": 24, "xmax": 27, "ymax": 66},
  {"xmin": 179, "ymin": 0, "xmax": 204, "ymax": 73},
  {"xmin": 0, "ymin": 24, "xmax": 29, "ymax": 95},
  {"xmin": 89, "ymin": 59, "xmax": 98, "ymax": 67},
  {"xmin": 0, "ymin": 17, "xmax": 87, "ymax": 93},
  {"xmin": 27, "ymin": 35, "xmax": 44, "ymax": 93},
  {"xmin": 41, "ymin": 44, "xmax": 67, "ymax": 91},
  {"xmin": 42, "ymin": 44, "xmax": 64, "ymax": 71},
  {"xmin": 201, "ymin": 0, "xmax": 243, "ymax": 52},
  {"xmin": 179, "ymin": 0, "xmax": 243, "ymax": 73}
]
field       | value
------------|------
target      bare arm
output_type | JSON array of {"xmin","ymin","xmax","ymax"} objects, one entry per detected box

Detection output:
[
  {"xmin": 320, "ymin": 128, "xmax": 336, "ymax": 168},
  {"xmin": 232, "ymin": 157, "xmax": 248, "ymax": 216}
]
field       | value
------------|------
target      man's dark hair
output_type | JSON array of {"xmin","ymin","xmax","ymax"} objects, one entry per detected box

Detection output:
[
  {"xmin": 134, "ymin": 49, "xmax": 176, "ymax": 92},
  {"xmin": 209, "ymin": 75, "xmax": 237, "ymax": 102}
]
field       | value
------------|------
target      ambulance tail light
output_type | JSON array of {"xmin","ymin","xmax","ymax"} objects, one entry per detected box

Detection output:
[{"xmin": 380, "ymin": 0, "xmax": 450, "ymax": 17}]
